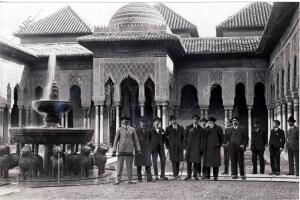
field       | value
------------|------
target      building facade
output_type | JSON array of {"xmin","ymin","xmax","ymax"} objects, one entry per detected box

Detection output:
[{"xmin": 0, "ymin": 2, "xmax": 298, "ymax": 146}]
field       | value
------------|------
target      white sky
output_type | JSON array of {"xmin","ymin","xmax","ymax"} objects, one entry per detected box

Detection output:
[{"xmin": 0, "ymin": 1, "xmax": 273, "ymax": 43}]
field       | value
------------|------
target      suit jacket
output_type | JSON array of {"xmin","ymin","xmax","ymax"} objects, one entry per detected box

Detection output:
[
  {"xmin": 185, "ymin": 124, "xmax": 205, "ymax": 162},
  {"xmin": 134, "ymin": 127, "xmax": 152, "ymax": 166},
  {"xmin": 150, "ymin": 127, "xmax": 165, "ymax": 153},
  {"xmin": 251, "ymin": 128, "xmax": 268, "ymax": 151},
  {"xmin": 227, "ymin": 125, "xmax": 248, "ymax": 149},
  {"xmin": 286, "ymin": 126, "xmax": 299, "ymax": 150},
  {"xmin": 112, "ymin": 125, "xmax": 141, "ymax": 155},
  {"xmin": 165, "ymin": 124, "xmax": 185, "ymax": 162},
  {"xmin": 269, "ymin": 128, "xmax": 285, "ymax": 148}
]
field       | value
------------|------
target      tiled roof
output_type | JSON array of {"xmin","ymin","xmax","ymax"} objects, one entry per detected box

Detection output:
[
  {"xmin": 182, "ymin": 36, "xmax": 261, "ymax": 54},
  {"xmin": 154, "ymin": 3, "xmax": 198, "ymax": 36},
  {"xmin": 217, "ymin": 2, "xmax": 272, "ymax": 29},
  {"xmin": 0, "ymin": 37, "xmax": 36, "ymax": 57},
  {"xmin": 14, "ymin": 6, "xmax": 92, "ymax": 37},
  {"xmin": 78, "ymin": 32, "xmax": 180, "ymax": 42},
  {"xmin": 20, "ymin": 43, "xmax": 92, "ymax": 57}
]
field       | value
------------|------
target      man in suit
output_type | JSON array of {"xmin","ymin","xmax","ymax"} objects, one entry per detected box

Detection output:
[
  {"xmin": 227, "ymin": 116, "xmax": 248, "ymax": 180},
  {"xmin": 286, "ymin": 116, "xmax": 299, "ymax": 176},
  {"xmin": 203, "ymin": 117, "xmax": 224, "ymax": 181},
  {"xmin": 150, "ymin": 116, "xmax": 168, "ymax": 180},
  {"xmin": 134, "ymin": 117, "xmax": 153, "ymax": 182},
  {"xmin": 165, "ymin": 115, "xmax": 185, "ymax": 179},
  {"xmin": 269, "ymin": 120, "xmax": 285, "ymax": 176},
  {"xmin": 184, "ymin": 114, "xmax": 205, "ymax": 180},
  {"xmin": 112, "ymin": 114, "xmax": 141, "ymax": 184},
  {"xmin": 251, "ymin": 119, "xmax": 268, "ymax": 174},
  {"xmin": 222, "ymin": 118, "xmax": 233, "ymax": 175}
]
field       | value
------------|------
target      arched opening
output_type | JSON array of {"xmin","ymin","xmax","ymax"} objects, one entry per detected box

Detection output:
[
  {"xmin": 11, "ymin": 85, "xmax": 19, "ymax": 127},
  {"xmin": 233, "ymin": 83, "xmax": 248, "ymax": 127},
  {"xmin": 69, "ymin": 85, "xmax": 82, "ymax": 128},
  {"xmin": 179, "ymin": 84, "xmax": 200, "ymax": 126},
  {"xmin": 209, "ymin": 84, "xmax": 224, "ymax": 122},
  {"xmin": 144, "ymin": 78, "xmax": 155, "ymax": 127},
  {"xmin": 252, "ymin": 82, "xmax": 268, "ymax": 131},
  {"xmin": 33, "ymin": 86, "xmax": 44, "ymax": 126},
  {"xmin": 120, "ymin": 77, "xmax": 140, "ymax": 127}
]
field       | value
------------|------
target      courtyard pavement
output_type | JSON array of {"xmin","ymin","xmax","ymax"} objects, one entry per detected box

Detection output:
[{"xmin": 0, "ymin": 147, "xmax": 298, "ymax": 199}]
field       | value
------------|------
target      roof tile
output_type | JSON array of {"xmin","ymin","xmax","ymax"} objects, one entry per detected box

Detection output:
[{"xmin": 14, "ymin": 6, "xmax": 92, "ymax": 37}]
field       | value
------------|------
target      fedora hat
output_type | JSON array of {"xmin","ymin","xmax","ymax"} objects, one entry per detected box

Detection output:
[
  {"xmin": 192, "ymin": 114, "xmax": 200, "ymax": 120},
  {"xmin": 288, "ymin": 116, "xmax": 296, "ymax": 123},
  {"xmin": 121, "ymin": 114, "xmax": 130, "ymax": 121},
  {"xmin": 153, "ymin": 116, "xmax": 161, "ymax": 122}
]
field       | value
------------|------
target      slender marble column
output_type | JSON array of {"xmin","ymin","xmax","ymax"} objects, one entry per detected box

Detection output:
[
  {"xmin": 0, "ymin": 108, "xmax": 3, "ymax": 143},
  {"xmin": 248, "ymin": 106, "xmax": 252, "ymax": 141},
  {"xmin": 157, "ymin": 105, "xmax": 162, "ymax": 118},
  {"xmin": 282, "ymin": 102, "xmax": 287, "ymax": 133},
  {"xmin": 100, "ymin": 105, "xmax": 104, "ymax": 144},
  {"xmin": 95, "ymin": 106, "xmax": 99, "ymax": 146},
  {"xmin": 115, "ymin": 105, "xmax": 120, "ymax": 133},
  {"xmin": 294, "ymin": 98, "xmax": 299, "ymax": 127},
  {"xmin": 162, "ymin": 105, "xmax": 167, "ymax": 130},
  {"xmin": 18, "ymin": 106, "xmax": 23, "ymax": 127},
  {"xmin": 267, "ymin": 107, "xmax": 271, "ymax": 140},
  {"xmin": 277, "ymin": 104, "xmax": 282, "ymax": 129}
]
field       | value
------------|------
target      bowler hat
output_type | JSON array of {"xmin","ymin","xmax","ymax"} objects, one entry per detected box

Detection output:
[
  {"xmin": 232, "ymin": 116, "xmax": 240, "ymax": 121},
  {"xmin": 192, "ymin": 114, "xmax": 200, "ymax": 120},
  {"xmin": 121, "ymin": 114, "xmax": 130, "ymax": 121},
  {"xmin": 208, "ymin": 116, "xmax": 217, "ymax": 122},
  {"xmin": 153, "ymin": 116, "xmax": 161, "ymax": 122},
  {"xmin": 169, "ymin": 115, "xmax": 177, "ymax": 121},
  {"xmin": 200, "ymin": 118, "xmax": 208, "ymax": 122},
  {"xmin": 288, "ymin": 116, "xmax": 296, "ymax": 123},
  {"xmin": 273, "ymin": 120, "xmax": 280, "ymax": 126}
]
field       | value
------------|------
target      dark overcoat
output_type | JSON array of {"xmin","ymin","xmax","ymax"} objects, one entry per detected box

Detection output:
[
  {"xmin": 185, "ymin": 124, "xmax": 205, "ymax": 163},
  {"xmin": 251, "ymin": 128, "xmax": 268, "ymax": 151},
  {"xmin": 149, "ymin": 127, "xmax": 165, "ymax": 153},
  {"xmin": 269, "ymin": 128, "xmax": 285, "ymax": 148},
  {"xmin": 286, "ymin": 126, "xmax": 299, "ymax": 150},
  {"xmin": 165, "ymin": 125, "xmax": 185, "ymax": 162},
  {"xmin": 134, "ymin": 128, "xmax": 152, "ymax": 166},
  {"xmin": 203, "ymin": 125, "xmax": 224, "ymax": 167}
]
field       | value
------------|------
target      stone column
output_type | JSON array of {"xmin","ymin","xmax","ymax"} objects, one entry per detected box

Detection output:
[
  {"xmin": 83, "ymin": 109, "xmax": 87, "ymax": 128},
  {"xmin": 229, "ymin": 108, "xmax": 233, "ymax": 120},
  {"xmin": 99, "ymin": 105, "xmax": 104, "ymax": 144},
  {"xmin": 60, "ymin": 113, "xmax": 65, "ymax": 128},
  {"xmin": 95, "ymin": 106, "xmax": 99, "ymax": 145},
  {"xmin": 140, "ymin": 102, "xmax": 145, "ymax": 117},
  {"xmin": 115, "ymin": 103, "xmax": 120, "ymax": 133},
  {"xmin": 294, "ymin": 98, "xmax": 299, "ymax": 127},
  {"xmin": 0, "ymin": 107, "xmax": 3, "ymax": 143},
  {"xmin": 224, "ymin": 109, "xmax": 228, "ymax": 124},
  {"xmin": 7, "ymin": 108, "xmax": 11, "ymax": 143},
  {"xmin": 248, "ymin": 106, "xmax": 252, "ymax": 141},
  {"xmin": 200, "ymin": 110, "xmax": 204, "ymax": 119},
  {"xmin": 287, "ymin": 100, "xmax": 293, "ymax": 119},
  {"xmin": 282, "ymin": 102, "xmax": 287, "ymax": 133},
  {"xmin": 157, "ymin": 105, "xmax": 162, "ymax": 118},
  {"xmin": 18, "ymin": 106, "xmax": 23, "ymax": 127},
  {"xmin": 87, "ymin": 110, "xmax": 91, "ymax": 128},
  {"xmin": 25, "ymin": 109, "xmax": 30, "ymax": 127},
  {"xmin": 277, "ymin": 103, "xmax": 282, "ymax": 129},
  {"xmin": 65, "ymin": 113, "xmax": 68, "ymax": 128},
  {"xmin": 204, "ymin": 109, "xmax": 208, "ymax": 119},
  {"xmin": 267, "ymin": 107, "xmax": 271, "ymax": 140},
  {"xmin": 162, "ymin": 105, "xmax": 167, "ymax": 130}
]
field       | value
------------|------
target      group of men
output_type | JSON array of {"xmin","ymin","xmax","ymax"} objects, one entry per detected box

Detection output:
[{"xmin": 112, "ymin": 113, "xmax": 299, "ymax": 185}]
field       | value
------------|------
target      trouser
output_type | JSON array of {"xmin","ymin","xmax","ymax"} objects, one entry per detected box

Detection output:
[
  {"xmin": 171, "ymin": 161, "xmax": 180, "ymax": 177},
  {"xmin": 230, "ymin": 144, "xmax": 245, "ymax": 176},
  {"xmin": 288, "ymin": 147, "xmax": 299, "ymax": 175},
  {"xmin": 269, "ymin": 146, "xmax": 280, "ymax": 173},
  {"xmin": 187, "ymin": 162, "xmax": 199, "ymax": 178},
  {"xmin": 152, "ymin": 149, "xmax": 166, "ymax": 178},
  {"xmin": 204, "ymin": 166, "xmax": 219, "ymax": 178},
  {"xmin": 223, "ymin": 146, "xmax": 230, "ymax": 173},
  {"xmin": 137, "ymin": 166, "xmax": 153, "ymax": 181},
  {"xmin": 252, "ymin": 149, "xmax": 265, "ymax": 174},
  {"xmin": 116, "ymin": 155, "xmax": 134, "ymax": 181}
]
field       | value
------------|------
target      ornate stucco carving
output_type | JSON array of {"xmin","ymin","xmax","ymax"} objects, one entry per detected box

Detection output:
[
  {"xmin": 210, "ymin": 71, "xmax": 223, "ymax": 86},
  {"xmin": 253, "ymin": 71, "xmax": 266, "ymax": 85},
  {"xmin": 234, "ymin": 71, "xmax": 246, "ymax": 85}
]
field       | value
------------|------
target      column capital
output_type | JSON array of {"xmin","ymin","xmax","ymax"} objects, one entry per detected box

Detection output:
[
  {"xmin": 139, "ymin": 100, "xmax": 145, "ymax": 106},
  {"xmin": 199, "ymin": 105, "xmax": 209, "ymax": 110},
  {"xmin": 223, "ymin": 105, "xmax": 234, "ymax": 110},
  {"xmin": 94, "ymin": 100, "xmax": 105, "ymax": 106},
  {"xmin": 156, "ymin": 101, "xmax": 168, "ymax": 106},
  {"xmin": 114, "ymin": 101, "xmax": 121, "ymax": 106},
  {"xmin": 247, "ymin": 105, "xmax": 253, "ymax": 110}
]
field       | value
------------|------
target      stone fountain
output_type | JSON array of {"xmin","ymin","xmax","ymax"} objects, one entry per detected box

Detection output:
[{"xmin": 9, "ymin": 54, "xmax": 94, "ymax": 175}]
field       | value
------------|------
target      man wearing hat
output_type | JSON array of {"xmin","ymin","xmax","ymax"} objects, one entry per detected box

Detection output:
[
  {"xmin": 150, "ymin": 116, "xmax": 168, "ymax": 180},
  {"xmin": 251, "ymin": 119, "xmax": 268, "ymax": 174},
  {"xmin": 200, "ymin": 118, "xmax": 208, "ymax": 129},
  {"xmin": 165, "ymin": 115, "xmax": 186, "ymax": 179},
  {"xmin": 227, "ymin": 116, "xmax": 248, "ymax": 179},
  {"xmin": 269, "ymin": 120, "xmax": 285, "ymax": 175},
  {"xmin": 203, "ymin": 117, "xmax": 224, "ymax": 181},
  {"xmin": 134, "ymin": 117, "xmax": 153, "ymax": 182},
  {"xmin": 199, "ymin": 117, "xmax": 208, "ymax": 176},
  {"xmin": 286, "ymin": 116, "xmax": 299, "ymax": 176},
  {"xmin": 222, "ymin": 118, "xmax": 233, "ymax": 175},
  {"xmin": 112, "ymin": 114, "xmax": 141, "ymax": 184},
  {"xmin": 184, "ymin": 114, "xmax": 205, "ymax": 180}
]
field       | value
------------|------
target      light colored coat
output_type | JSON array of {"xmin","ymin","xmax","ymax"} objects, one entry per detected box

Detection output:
[{"xmin": 112, "ymin": 125, "xmax": 141, "ymax": 156}]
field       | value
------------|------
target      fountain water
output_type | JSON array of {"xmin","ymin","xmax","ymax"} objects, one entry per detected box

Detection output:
[{"xmin": 9, "ymin": 54, "xmax": 94, "ymax": 177}]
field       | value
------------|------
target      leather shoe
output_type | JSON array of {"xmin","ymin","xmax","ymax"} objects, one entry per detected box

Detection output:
[
  {"xmin": 213, "ymin": 177, "xmax": 218, "ymax": 181},
  {"xmin": 128, "ymin": 181, "xmax": 136, "ymax": 184},
  {"xmin": 194, "ymin": 177, "xmax": 199, "ymax": 181},
  {"xmin": 241, "ymin": 176, "xmax": 246, "ymax": 180},
  {"xmin": 232, "ymin": 175, "xmax": 238, "ymax": 179},
  {"xmin": 114, "ymin": 180, "xmax": 120, "ymax": 185},
  {"xmin": 269, "ymin": 172, "xmax": 275, "ymax": 175},
  {"xmin": 275, "ymin": 172, "xmax": 280, "ymax": 176},
  {"xmin": 286, "ymin": 173, "xmax": 294, "ymax": 175},
  {"xmin": 184, "ymin": 177, "xmax": 191, "ymax": 181},
  {"xmin": 161, "ymin": 176, "xmax": 168, "ymax": 180},
  {"xmin": 221, "ymin": 172, "xmax": 228, "ymax": 175}
]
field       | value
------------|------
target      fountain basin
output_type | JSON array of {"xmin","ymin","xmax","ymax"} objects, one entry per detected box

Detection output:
[{"xmin": 9, "ymin": 128, "xmax": 94, "ymax": 144}]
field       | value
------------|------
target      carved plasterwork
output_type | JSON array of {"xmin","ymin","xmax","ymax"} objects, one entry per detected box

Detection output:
[
  {"xmin": 104, "ymin": 62, "xmax": 155, "ymax": 84},
  {"xmin": 210, "ymin": 71, "xmax": 223, "ymax": 86},
  {"xmin": 180, "ymin": 71, "xmax": 198, "ymax": 88},
  {"xmin": 253, "ymin": 71, "xmax": 266, "ymax": 84},
  {"xmin": 234, "ymin": 71, "xmax": 246, "ymax": 85}
]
